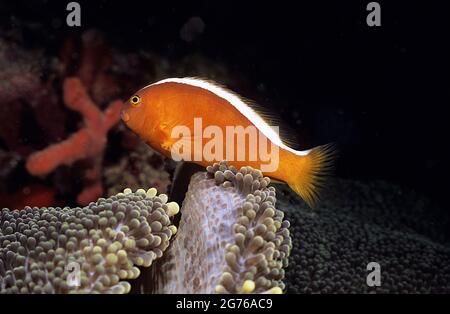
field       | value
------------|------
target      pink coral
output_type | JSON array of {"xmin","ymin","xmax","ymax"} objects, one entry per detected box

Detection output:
[{"xmin": 26, "ymin": 77, "xmax": 123, "ymax": 205}]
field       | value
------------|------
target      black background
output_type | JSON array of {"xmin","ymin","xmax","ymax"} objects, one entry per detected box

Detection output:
[{"xmin": 0, "ymin": 0, "xmax": 449, "ymax": 206}]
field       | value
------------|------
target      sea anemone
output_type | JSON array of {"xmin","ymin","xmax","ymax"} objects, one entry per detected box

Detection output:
[
  {"xmin": 1, "ymin": 162, "xmax": 293, "ymax": 294},
  {"xmin": 150, "ymin": 161, "xmax": 292, "ymax": 294},
  {"xmin": 282, "ymin": 179, "xmax": 450, "ymax": 293},
  {"xmin": 0, "ymin": 188, "xmax": 178, "ymax": 293}
]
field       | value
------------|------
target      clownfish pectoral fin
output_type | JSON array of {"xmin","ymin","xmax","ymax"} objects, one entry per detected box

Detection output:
[
  {"xmin": 166, "ymin": 135, "xmax": 204, "ymax": 162},
  {"xmin": 287, "ymin": 143, "xmax": 336, "ymax": 208}
]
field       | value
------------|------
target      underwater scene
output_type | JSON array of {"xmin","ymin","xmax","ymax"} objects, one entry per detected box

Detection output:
[{"xmin": 0, "ymin": 1, "xmax": 449, "ymax": 296}]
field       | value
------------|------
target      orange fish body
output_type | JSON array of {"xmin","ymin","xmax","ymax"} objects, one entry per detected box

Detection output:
[{"xmin": 121, "ymin": 78, "xmax": 334, "ymax": 206}]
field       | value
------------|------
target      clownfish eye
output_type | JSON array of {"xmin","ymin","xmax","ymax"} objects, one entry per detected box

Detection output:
[{"xmin": 130, "ymin": 95, "xmax": 141, "ymax": 107}]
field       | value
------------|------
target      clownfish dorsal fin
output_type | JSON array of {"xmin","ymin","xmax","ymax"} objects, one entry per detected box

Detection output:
[{"xmin": 240, "ymin": 96, "xmax": 302, "ymax": 150}]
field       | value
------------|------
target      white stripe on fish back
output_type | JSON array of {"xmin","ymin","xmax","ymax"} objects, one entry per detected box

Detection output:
[{"xmin": 148, "ymin": 77, "xmax": 310, "ymax": 156}]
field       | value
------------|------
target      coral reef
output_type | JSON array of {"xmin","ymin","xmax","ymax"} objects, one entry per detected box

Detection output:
[
  {"xmin": 282, "ymin": 179, "xmax": 450, "ymax": 293},
  {"xmin": 0, "ymin": 30, "xmax": 129, "ymax": 209},
  {"xmin": 0, "ymin": 188, "xmax": 179, "ymax": 293},
  {"xmin": 150, "ymin": 162, "xmax": 291, "ymax": 294},
  {"xmin": 26, "ymin": 77, "xmax": 123, "ymax": 205},
  {"xmin": 104, "ymin": 142, "xmax": 173, "ymax": 197}
]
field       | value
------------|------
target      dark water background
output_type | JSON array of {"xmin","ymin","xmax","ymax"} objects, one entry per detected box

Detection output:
[{"xmin": 0, "ymin": 0, "xmax": 449, "ymax": 207}]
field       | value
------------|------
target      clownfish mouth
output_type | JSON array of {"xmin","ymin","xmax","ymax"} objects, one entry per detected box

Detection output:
[{"xmin": 121, "ymin": 110, "xmax": 130, "ymax": 122}]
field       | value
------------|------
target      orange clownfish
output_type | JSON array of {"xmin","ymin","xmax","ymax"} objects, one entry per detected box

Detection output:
[{"xmin": 121, "ymin": 77, "xmax": 334, "ymax": 207}]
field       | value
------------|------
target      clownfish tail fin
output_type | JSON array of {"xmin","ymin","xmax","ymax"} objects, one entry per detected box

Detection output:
[{"xmin": 288, "ymin": 143, "xmax": 337, "ymax": 208}]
